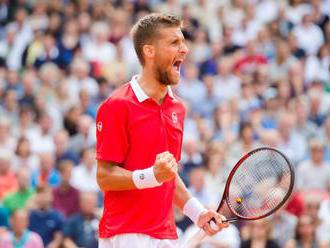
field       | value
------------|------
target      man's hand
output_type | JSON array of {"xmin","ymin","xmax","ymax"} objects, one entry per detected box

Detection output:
[
  {"xmin": 153, "ymin": 151, "xmax": 178, "ymax": 183},
  {"xmin": 197, "ymin": 210, "xmax": 229, "ymax": 236}
]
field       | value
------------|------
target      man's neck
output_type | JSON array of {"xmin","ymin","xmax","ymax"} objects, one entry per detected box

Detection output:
[{"xmin": 139, "ymin": 70, "xmax": 168, "ymax": 104}]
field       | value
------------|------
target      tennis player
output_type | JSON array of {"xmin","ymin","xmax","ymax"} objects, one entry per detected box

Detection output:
[{"xmin": 96, "ymin": 13, "xmax": 228, "ymax": 248}]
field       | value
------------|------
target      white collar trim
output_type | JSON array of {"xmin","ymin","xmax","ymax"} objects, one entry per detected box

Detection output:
[{"xmin": 130, "ymin": 75, "xmax": 174, "ymax": 103}]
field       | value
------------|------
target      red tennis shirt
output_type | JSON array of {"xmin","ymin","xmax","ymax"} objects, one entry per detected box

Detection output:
[{"xmin": 96, "ymin": 75, "xmax": 186, "ymax": 239}]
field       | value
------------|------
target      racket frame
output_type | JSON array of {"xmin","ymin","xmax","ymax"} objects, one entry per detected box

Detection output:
[{"xmin": 216, "ymin": 147, "xmax": 295, "ymax": 221}]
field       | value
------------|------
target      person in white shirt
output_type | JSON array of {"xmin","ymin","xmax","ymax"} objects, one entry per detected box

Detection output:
[
  {"xmin": 71, "ymin": 147, "xmax": 98, "ymax": 193},
  {"xmin": 293, "ymin": 13, "xmax": 324, "ymax": 55},
  {"xmin": 296, "ymin": 139, "xmax": 330, "ymax": 192},
  {"xmin": 82, "ymin": 21, "xmax": 117, "ymax": 65}
]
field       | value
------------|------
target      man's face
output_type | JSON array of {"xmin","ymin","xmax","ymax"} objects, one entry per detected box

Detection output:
[{"xmin": 150, "ymin": 26, "xmax": 188, "ymax": 85}]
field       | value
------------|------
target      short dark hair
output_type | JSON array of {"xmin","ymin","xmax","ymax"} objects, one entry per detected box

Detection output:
[{"xmin": 131, "ymin": 13, "xmax": 182, "ymax": 65}]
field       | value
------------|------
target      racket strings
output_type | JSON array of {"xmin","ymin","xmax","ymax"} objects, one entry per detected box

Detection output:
[{"xmin": 227, "ymin": 149, "xmax": 292, "ymax": 219}]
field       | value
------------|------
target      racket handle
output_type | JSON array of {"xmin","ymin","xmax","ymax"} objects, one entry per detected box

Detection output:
[
  {"xmin": 181, "ymin": 229, "xmax": 206, "ymax": 248},
  {"xmin": 211, "ymin": 216, "xmax": 238, "ymax": 223}
]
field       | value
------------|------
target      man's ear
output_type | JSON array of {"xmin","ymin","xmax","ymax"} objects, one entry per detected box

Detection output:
[{"xmin": 142, "ymin": 44, "xmax": 155, "ymax": 60}]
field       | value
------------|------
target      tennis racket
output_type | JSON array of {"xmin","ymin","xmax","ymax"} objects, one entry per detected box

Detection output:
[{"xmin": 182, "ymin": 147, "xmax": 295, "ymax": 248}]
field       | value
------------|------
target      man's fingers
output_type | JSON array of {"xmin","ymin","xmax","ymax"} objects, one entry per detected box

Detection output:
[
  {"xmin": 202, "ymin": 222, "xmax": 218, "ymax": 236},
  {"xmin": 210, "ymin": 220, "xmax": 219, "ymax": 231},
  {"xmin": 212, "ymin": 214, "xmax": 227, "ymax": 228},
  {"xmin": 218, "ymin": 215, "xmax": 229, "ymax": 228}
]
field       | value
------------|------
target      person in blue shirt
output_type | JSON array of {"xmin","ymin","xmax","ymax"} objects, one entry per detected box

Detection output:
[
  {"xmin": 63, "ymin": 192, "xmax": 99, "ymax": 248},
  {"xmin": 28, "ymin": 186, "xmax": 64, "ymax": 247}
]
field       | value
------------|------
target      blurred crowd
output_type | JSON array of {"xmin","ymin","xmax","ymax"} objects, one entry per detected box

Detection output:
[{"xmin": 1, "ymin": 0, "xmax": 330, "ymax": 247}]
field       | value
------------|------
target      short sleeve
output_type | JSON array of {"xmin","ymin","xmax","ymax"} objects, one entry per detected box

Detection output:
[{"xmin": 96, "ymin": 99, "xmax": 129, "ymax": 163}]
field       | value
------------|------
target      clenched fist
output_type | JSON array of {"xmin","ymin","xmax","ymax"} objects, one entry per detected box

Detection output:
[{"xmin": 153, "ymin": 151, "xmax": 178, "ymax": 183}]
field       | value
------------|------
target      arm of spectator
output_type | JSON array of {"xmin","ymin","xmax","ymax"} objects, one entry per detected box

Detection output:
[
  {"xmin": 46, "ymin": 231, "xmax": 63, "ymax": 248},
  {"xmin": 284, "ymin": 239, "xmax": 296, "ymax": 248},
  {"xmin": 96, "ymin": 160, "xmax": 136, "ymax": 191},
  {"xmin": 63, "ymin": 237, "xmax": 79, "ymax": 248}
]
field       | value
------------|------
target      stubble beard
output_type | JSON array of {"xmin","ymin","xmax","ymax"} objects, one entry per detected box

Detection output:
[{"xmin": 155, "ymin": 64, "xmax": 179, "ymax": 86}]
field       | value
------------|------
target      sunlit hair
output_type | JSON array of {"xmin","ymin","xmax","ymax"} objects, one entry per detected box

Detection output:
[{"xmin": 130, "ymin": 13, "xmax": 181, "ymax": 65}]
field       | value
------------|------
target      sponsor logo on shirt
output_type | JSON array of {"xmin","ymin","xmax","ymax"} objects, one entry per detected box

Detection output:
[
  {"xmin": 97, "ymin": 122, "xmax": 103, "ymax": 132},
  {"xmin": 171, "ymin": 112, "xmax": 178, "ymax": 124}
]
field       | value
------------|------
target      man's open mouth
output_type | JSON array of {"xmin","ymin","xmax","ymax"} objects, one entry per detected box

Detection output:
[{"xmin": 173, "ymin": 59, "xmax": 183, "ymax": 73}]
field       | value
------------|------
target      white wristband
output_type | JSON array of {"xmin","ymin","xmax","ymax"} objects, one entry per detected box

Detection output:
[
  {"xmin": 183, "ymin": 197, "xmax": 207, "ymax": 224},
  {"xmin": 132, "ymin": 166, "xmax": 163, "ymax": 189}
]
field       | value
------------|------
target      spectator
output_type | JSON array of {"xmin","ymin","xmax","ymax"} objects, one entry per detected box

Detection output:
[
  {"xmin": 33, "ymin": 32, "xmax": 60, "ymax": 69},
  {"xmin": 26, "ymin": 112, "xmax": 56, "ymax": 154},
  {"xmin": 271, "ymin": 189, "xmax": 298, "ymax": 247},
  {"xmin": 66, "ymin": 58, "xmax": 99, "ymax": 101},
  {"xmin": 3, "ymin": 168, "xmax": 34, "ymax": 214},
  {"xmin": 269, "ymin": 39, "xmax": 298, "ymax": 82},
  {"xmin": 71, "ymin": 147, "xmax": 98, "ymax": 193},
  {"xmin": 277, "ymin": 111, "xmax": 307, "ymax": 165},
  {"xmin": 214, "ymin": 56, "xmax": 241, "ymax": 101},
  {"xmin": 56, "ymin": 19, "xmax": 80, "ymax": 69},
  {"xmin": 285, "ymin": 214, "xmax": 329, "ymax": 248},
  {"xmin": 319, "ymin": 196, "xmax": 330, "ymax": 245},
  {"xmin": 296, "ymin": 139, "xmax": 330, "ymax": 192},
  {"xmin": 177, "ymin": 62, "xmax": 207, "ymax": 112},
  {"xmin": 82, "ymin": 21, "xmax": 116, "ymax": 69},
  {"xmin": 188, "ymin": 167, "xmax": 213, "ymax": 208},
  {"xmin": 0, "ymin": 118, "xmax": 16, "ymax": 152},
  {"xmin": 0, "ymin": 149, "xmax": 17, "ymax": 201},
  {"xmin": 12, "ymin": 136, "xmax": 39, "ymax": 172},
  {"xmin": 0, "ymin": 209, "xmax": 43, "ymax": 248},
  {"xmin": 290, "ymin": 97, "xmax": 318, "ymax": 142},
  {"xmin": 241, "ymin": 218, "xmax": 280, "ymax": 248},
  {"xmin": 68, "ymin": 115, "xmax": 96, "ymax": 155},
  {"xmin": 228, "ymin": 121, "xmax": 260, "ymax": 162},
  {"xmin": 292, "ymin": 13, "xmax": 324, "ymax": 56},
  {"xmin": 53, "ymin": 130, "xmax": 79, "ymax": 166},
  {"xmin": 319, "ymin": 116, "xmax": 330, "ymax": 161},
  {"xmin": 29, "ymin": 186, "xmax": 64, "ymax": 247},
  {"xmin": 63, "ymin": 192, "xmax": 99, "ymax": 248},
  {"xmin": 31, "ymin": 152, "xmax": 60, "ymax": 189},
  {"xmin": 204, "ymin": 142, "xmax": 229, "ymax": 205},
  {"xmin": 52, "ymin": 160, "xmax": 80, "ymax": 218}
]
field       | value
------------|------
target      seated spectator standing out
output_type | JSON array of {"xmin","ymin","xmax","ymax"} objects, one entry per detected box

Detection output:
[
  {"xmin": 52, "ymin": 160, "xmax": 80, "ymax": 218},
  {"xmin": 3, "ymin": 168, "xmax": 34, "ymax": 214},
  {"xmin": 0, "ymin": 209, "xmax": 43, "ymax": 248},
  {"xmin": 63, "ymin": 192, "xmax": 99, "ymax": 248},
  {"xmin": 28, "ymin": 186, "xmax": 64, "ymax": 247}
]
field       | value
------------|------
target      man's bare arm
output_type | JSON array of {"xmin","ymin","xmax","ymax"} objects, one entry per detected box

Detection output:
[
  {"xmin": 174, "ymin": 176, "xmax": 192, "ymax": 210},
  {"xmin": 97, "ymin": 151, "xmax": 178, "ymax": 191},
  {"xmin": 96, "ymin": 160, "xmax": 136, "ymax": 191}
]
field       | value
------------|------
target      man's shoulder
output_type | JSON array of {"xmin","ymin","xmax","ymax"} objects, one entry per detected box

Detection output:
[{"xmin": 98, "ymin": 83, "xmax": 133, "ymax": 110}]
